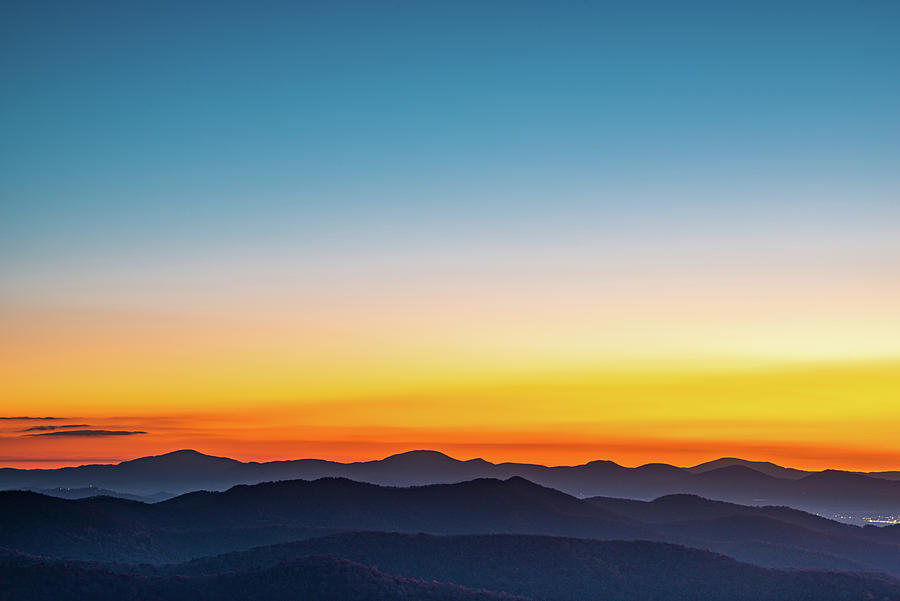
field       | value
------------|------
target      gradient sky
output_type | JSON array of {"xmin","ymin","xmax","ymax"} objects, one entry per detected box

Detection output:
[{"xmin": 2, "ymin": 1, "xmax": 899, "ymax": 470}]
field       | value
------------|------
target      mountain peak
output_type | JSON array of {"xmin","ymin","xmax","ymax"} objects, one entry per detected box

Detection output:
[
  {"xmin": 380, "ymin": 450, "xmax": 459, "ymax": 464},
  {"xmin": 119, "ymin": 449, "xmax": 240, "ymax": 469},
  {"xmin": 688, "ymin": 457, "xmax": 808, "ymax": 480},
  {"xmin": 163, "ymin": 449, "xmax": 210, "ymax": 458},
  {"xmin": 801, "ymin": 469, "xmax": 870, "ymax": 482},
  {"xmin": 635, "ymin": 463, "xmax": 684, "ymax": 472},
  {"xmin": 585, "ymin": 459, "xmax": 624, "ymax": 467},
  {"xmin": 693, "ymin": 464, "xmax": 781, "ymax": 482}
]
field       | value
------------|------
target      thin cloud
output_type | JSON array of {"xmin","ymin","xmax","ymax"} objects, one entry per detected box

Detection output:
[
  {"xmin": 0, "ymin": 416, "xmax": 64, "ymax": 420},
  {"xmin": 20, "ymin": 424, "xmax": 91, "ymax": 432},
  {"xmin": 24, "ymin": 430, "xmax": 147, "ymax": 437}
]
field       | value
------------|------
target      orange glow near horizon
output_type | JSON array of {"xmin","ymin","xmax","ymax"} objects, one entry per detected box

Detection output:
[
  {"xmin": 2, "ymin": 273, "xmax": 899, "ymax": 473},
  {"xmin": 3, "ymin": 359, "xmax": 899, "ymax": 472}
]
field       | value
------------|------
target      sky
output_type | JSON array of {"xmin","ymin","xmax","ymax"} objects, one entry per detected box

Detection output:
[{"xmin": 1, "ymin": 1, "xmax": 899, "ymax": 470}]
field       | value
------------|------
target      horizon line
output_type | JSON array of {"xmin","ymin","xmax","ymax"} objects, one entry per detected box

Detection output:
[{"xmin": 2, "ymin": 447, "xmax": 895, "ymax": 474}]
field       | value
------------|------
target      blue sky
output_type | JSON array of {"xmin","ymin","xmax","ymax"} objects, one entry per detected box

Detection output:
[{"xmin": 1, "ymin": 0, "xmax": 898, "ymax": 355}]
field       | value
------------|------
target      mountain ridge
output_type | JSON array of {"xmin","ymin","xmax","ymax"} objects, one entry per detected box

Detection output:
[
  {"xmin": 3, "ymin": 449, "xmax": 898, "ymax": 520},
  {"xmin": 4, "ymin": 525, "xmax": 900, "ymax": 600},
  {"xmin": 3, "ymin": 475, "xmax": 900, "ymax": 574}
]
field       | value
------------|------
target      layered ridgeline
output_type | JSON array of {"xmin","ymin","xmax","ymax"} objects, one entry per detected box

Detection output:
[
  {"xmin": 4, "ymin": 533, "xmax": 900, "ymax": 601},
  {"xmin": 0, "ymin": 553, "xmax": 527, "ymax": 601},
  {"xmin": 2, "ymin": 476, "xmax": 900, "ymax": 578},
  {"xmin": 3, "ymin": 450, "xmax": 900, "ymax": 518}
]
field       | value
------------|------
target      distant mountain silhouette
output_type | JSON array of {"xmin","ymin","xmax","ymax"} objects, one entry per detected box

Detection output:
[
  {"xmin": 0, "ymin": 477, "xmax": 644, "ymax": 562},
  {"xmin": 29, "ymin": 486, "xmax": 174, "ymax": 503},
  {"xmin": 2, "ymin": 476, "xmax": 900, "ymax": 574},
  {"xmin": 687, "ymin": 457, "xmax": 810, "ymax": 480},
  {"xmin": 588, "ymin": 493, "xmax": 852, "ymax": 531},
  {"xmin": 3, "ymin": 449, "xmax": 899, "ymax": 517},
  {"xmin": 585, "ymin": 493, "xmax": 900, "ymax": 574}
]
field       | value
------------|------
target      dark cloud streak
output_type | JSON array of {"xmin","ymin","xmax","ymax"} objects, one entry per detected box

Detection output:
[
  {"xmin": 24, "ymin": 430, "xmax": 147, "ymax": 437},
  {"xmin": 0, "ymin": 417, "xmax": 64, "ymax": 420}
]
